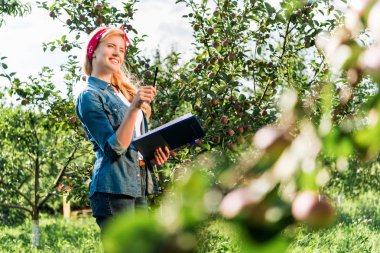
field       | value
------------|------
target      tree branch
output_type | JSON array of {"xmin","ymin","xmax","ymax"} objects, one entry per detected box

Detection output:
[
  {"xmin": 0, "ymin": 203, "xmax": 33, "ymax": 215},
  {"xmin": 10, "ymin": 187, "xmax": 34, "ymax": 207},
  {"xmin": 38, "ymin": 146, "xmax": 78, "ymax": 209},
  {"xmin": 280, "ymin": 18, "xmax": 293, "ymax": 60}
]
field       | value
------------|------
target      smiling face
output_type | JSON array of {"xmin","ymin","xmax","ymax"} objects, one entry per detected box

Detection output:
[{"xmin": 91, "ymin": 34, "xmax": 126, "ymax": 78}]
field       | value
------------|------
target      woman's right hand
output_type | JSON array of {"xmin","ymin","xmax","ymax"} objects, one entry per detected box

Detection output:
[{"xmin": 131, "ymin": 86, "xmax": 157, "ymax": 109}]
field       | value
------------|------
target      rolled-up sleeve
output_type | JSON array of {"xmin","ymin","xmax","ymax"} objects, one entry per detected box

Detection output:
[{"xmin": 76, "ymin": 90, "xmax": 128, "ymax": 161}]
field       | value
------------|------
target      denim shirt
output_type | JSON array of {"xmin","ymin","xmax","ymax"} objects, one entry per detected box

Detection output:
[{"xmin": 75, "ymin": 76, "xmax": 159, "ymax": 198}]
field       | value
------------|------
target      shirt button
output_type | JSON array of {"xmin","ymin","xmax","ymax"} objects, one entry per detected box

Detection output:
[{"xmin": 137, "ymin": 174, "xmax": 140, "ymax": 177}]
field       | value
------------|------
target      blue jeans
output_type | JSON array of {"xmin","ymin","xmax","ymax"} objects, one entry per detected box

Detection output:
[{"xmin": 90, "ymin": 167, "xmax": 147, "ymax": 233}]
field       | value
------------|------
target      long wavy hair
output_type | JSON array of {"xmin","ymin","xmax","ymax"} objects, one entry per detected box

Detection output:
[{"xmin": 83, "ymin": 27, "xmax": 151, "ymax": 119}]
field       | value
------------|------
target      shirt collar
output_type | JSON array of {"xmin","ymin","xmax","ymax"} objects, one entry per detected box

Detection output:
[{"xmin": 88, "ymin": 76, "xmax": 112, "ymax": 90}]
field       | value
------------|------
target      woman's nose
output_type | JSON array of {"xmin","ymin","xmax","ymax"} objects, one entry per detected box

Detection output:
[{"xmin": 112, "ymin": 49, "xmax": 119, "ymax": 56}]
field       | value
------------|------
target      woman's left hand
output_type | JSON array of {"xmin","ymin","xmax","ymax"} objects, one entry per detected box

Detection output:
[{"xmin": 152, "ymin": 146, "xmax": 170, "ymax": 166}]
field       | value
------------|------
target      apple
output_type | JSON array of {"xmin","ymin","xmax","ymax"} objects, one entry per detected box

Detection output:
[
  {"xmin": 66, "ymin": 19, "xmax": 72, "ymax": 25},
  {"xmin": 145, "ymin": 70, "xmax": 152, "ymax": 78},
  {"xmin": 21, "ymin": 99, "xmax": 29, "ymax": 105},
  {"xmin": 49, "ymin": 11, "xmax": 56, "ymax": 18},
  {"xmin": 227, "ymin": 129, "xmax": 235, "ymax": 136},
  {"xmin": 208, "ymin": 72, "xmax": 215, "ymax": 78},
  {"xmin": 95, "ymin": 4, "xmax": 103, "ymax": 11},
  {"xmin": 220, "ymin": 116, "xmax": 228, "ymax": 124},
  {"xmin": 207, "ymin": 27, "xmax": 214, "ymax": 35},
  {"xmin": 245, "ymin": 125, "xmax": 253, "ymax": 132},
  {"xmin": 228, "ymin": 53, "xmax": 236, "ymax": 61},
  {"xmin": 237, "ymin": 125, "xmax": 244, "ymax": 134},
  {"xmin": 212, "ymin": 41, "xmax": 220, "ymax": 48},
  {"xmin": 211, "ymin": 98, "xmax": 219, "ymax": 105},
  {"xmin": 126, "ymin": 25, "xmax": 133, "ymax": 31},
  {"xmin": 95, "ymin": 16, "xmax": 103, "ymax": 25},
  {"xmin": 79, "ymin": 14, "xmax": 86, "ymax": 21},
  {"xmin": 222, "ymin": 39, "xmax": 229, "ymax": 47},
  {"xmin": 234, "ymin": 102, "xmax": 242, "ymax": 111},
  {"xmin": 127, "ymin": 11, "xmax": 133, "ymax": 18}
]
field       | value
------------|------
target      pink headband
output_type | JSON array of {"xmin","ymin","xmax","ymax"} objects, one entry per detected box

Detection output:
[{"xmin": 87, "ymin": 26, "xmax": 132, "ymax": 62}]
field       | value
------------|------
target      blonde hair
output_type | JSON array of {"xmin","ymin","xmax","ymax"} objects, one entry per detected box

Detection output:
[{"xmin": 83, "ymin": 27, "xmax": 151, "ymax": 119}]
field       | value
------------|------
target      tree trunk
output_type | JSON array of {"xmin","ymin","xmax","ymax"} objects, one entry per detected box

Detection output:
[{"xmin": 31, "ymin": 219, "xmax": 40, "ymax": 247}]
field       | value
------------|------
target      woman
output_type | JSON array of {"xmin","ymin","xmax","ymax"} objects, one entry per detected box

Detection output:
[{"xmin": 75, "ymin": 26, "xmax": 170, "ymax": 232}]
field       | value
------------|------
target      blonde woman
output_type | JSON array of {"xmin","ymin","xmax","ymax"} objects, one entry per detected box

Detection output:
[{"xmin": 76, "ymin": 26, "xmax": 170, "ymax": 233}]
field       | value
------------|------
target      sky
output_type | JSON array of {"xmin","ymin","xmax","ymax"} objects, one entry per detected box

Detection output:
[{"xmin": 0, "ymin": 0, "xmax": 194, "ymax": 95}]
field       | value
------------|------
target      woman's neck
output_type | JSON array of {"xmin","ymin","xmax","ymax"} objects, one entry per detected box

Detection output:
[{"xmin": 91, "ymin": 70, "xmax": 112, "ymax": 84}]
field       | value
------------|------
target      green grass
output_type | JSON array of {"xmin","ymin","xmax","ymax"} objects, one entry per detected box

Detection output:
[
  {"xmin": 1, "ymin": 191, "xmax": 380, "ymax": 252},
  {"xmin": 287, "ymin": 191, "xmax": 380, "ymax": 253},
  {"xmin": 0, "ymin": 215, "xmax": 102, "ymax": 253}
]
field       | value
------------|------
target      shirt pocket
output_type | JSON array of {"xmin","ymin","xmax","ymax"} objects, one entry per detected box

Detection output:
[{"xmin": 103, "ymin": 102, "xmax": 123, "ymax": 129}]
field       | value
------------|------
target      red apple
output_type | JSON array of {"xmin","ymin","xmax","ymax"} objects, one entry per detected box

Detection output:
[
  {"xmin": 211, "ymin": 98, "xmax": 219, "ymax": 105},
  {"xmin": 21, "ymin": 99, "xmax": 29, "ymax": 105},
  {"xmin": 234, "ymin": 102, "xmax": 242, "ymax": 111},
  {"xmin": 95, "ymin": 4, "xmax": 103, "ymax": 11},
  {"xmin": 220, "ymin": 116, "xmax": 229, "ymax": 124},
  {"xmin": 207, "ymin": 27, "xmax": 214, "ymax": 35}
]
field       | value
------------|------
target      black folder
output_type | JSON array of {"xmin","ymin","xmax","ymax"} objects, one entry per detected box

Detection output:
[{"xmin": 132, "ymin": 113, "xmax": 205, "ymax": 160}]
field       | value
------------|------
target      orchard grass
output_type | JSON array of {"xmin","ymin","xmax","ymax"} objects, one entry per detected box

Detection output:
[
  {"xmin": 1, "ymin": 191, "xmax": 379, "ymax": 252},
  {"xmin": 288, "ymin": 191, "xmax": 380, "ymax": 252},
  {"xmin": 0, "ymin": 214, "xmax": 102, "ymax": 253}
]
